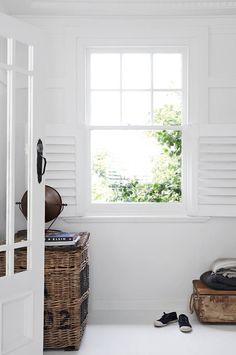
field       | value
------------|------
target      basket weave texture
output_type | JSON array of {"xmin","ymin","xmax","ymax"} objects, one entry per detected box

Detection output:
[{"xmin": 44, "ymin": 232, "xmax": 90, "ymax": 350}]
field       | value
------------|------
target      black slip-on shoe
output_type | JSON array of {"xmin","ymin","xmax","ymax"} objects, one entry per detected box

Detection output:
[
  {"xmin": 154, "ymin": 312, "xmax": 178, "ymax": 327},
  {"xmin": 178, "ymin": 314, "xmax": 192, "ymax": 333}
]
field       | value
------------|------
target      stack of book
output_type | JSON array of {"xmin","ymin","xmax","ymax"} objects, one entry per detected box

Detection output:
[{"xmin": 45, "ymin": 231, "xmax": 81, "ymax": 246}]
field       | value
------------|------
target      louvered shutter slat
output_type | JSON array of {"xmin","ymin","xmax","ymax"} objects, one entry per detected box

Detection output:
[
  {"xmin": 199, "ymin": 171, "xmax": 236, "ymax": 178},
  {"xmin": 46, "ymin": 171, "xmax": 76, "ymax": 179},
  {"xmin": 46, "ymin": 145, "xmax": 75, "ymax": 154},
  {"xmin": 200, "ymin": 145, "xmax": 236, "ymax": 153},
  {"xmin": 188, "ymin": 124, "xmax": 236, "ymax": 216},
  {"xmin": 199, "ymin": 179, "xmax": 236, "ymax": 188},
  {"xmin": 45, "ymin": 125, "xmax": 78, "ymax": 217},
  {"xmin": 199, "ymin": 162, "xmax": 236, "ymax": 170},
  {"xmin": 47, "ymin": 162, "xmax": 75, "ymax": 171}
]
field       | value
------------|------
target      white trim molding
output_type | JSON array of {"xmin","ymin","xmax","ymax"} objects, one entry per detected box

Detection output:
[
  {"xmin": 91, "ymin": 297, "xmax": 188, "ymax": 312},
  {"xmin": 61, "ymin": 215, "xmax": 210, "ymax": 223},
  {"xmin": 75, "ymin": 28, "xmax": 207, "ymax": 217},
  {"xmin": 4, "ymin": 0, "xmax": 236, "ymax": 16}
]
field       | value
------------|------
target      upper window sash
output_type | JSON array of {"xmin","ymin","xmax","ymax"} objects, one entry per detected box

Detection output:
[{"xmin": 86, "ymin": 47, "xmax": 188, "ymax": 128}]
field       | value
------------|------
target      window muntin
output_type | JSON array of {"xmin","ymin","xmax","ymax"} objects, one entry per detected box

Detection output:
[{"xmin": 87, "ymin": 49, "xmax": 186, "ymax": 205}]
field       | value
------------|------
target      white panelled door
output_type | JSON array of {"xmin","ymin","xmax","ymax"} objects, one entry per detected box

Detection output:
[{"xmin": 0, "ymin": 13, "xmax": 45, "ymax": 355}]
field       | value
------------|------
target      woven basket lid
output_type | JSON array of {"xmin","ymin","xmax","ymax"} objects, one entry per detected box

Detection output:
[{"xmin": 20, "ymin": 185, "xmax": 63, "ymax": 223}]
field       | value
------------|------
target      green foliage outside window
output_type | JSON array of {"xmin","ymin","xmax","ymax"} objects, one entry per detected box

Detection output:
[{"xmin": 92, "ymin": 104, "xmax": 182, "ymax": 203}]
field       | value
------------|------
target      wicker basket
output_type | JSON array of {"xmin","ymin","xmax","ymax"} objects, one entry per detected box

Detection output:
[
  {"xmin": 43, "ymin": 232, "xmax": 90, "ymax": 350},
  {"xmin": 0, "ymin": 251, "xmax": 6, "ymax": 277},
  {"xmin": 0, "ymin": 244, "xmax": 27, "ymax": 275},
  {"xmin": 2, "ymin": 231, "xmax": 90, "ymax": 350},
  {"xmin": 44, "ymin": 292, "xmax": 89, "ymax": 350}
]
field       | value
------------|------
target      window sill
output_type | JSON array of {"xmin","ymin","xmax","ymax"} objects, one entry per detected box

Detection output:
[{"xmin": 61, "ymin": 215, "xmax": 210, "ymax": 224}]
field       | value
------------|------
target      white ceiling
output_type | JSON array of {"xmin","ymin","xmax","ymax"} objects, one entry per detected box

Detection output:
[{"xmin": 1, "ymin": 0, "xmax": 236, "ymax": 16}]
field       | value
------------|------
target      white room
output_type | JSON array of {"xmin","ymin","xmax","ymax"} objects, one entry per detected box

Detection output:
[{"xmin": 1, "ymin": 1, "xmax": 236, "ymax": 355}]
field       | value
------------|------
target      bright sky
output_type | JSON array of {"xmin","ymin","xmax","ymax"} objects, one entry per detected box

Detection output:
[{"xmin": 92, "ymin": 130, "xmax": 161, "ymax": 181}]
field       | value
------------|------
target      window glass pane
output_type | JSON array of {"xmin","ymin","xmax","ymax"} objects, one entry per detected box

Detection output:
[
  {"xmin": 0, "ymin": 252, "xmax": 6, "ymax": 277},
  {"xmin": 122, "ymin": 53, "xmax": 151, "ymax": 89},
  {"xmin": 153, "ymin": 53, "xmax": 182, "ymax": 89},
  {"xmin": 0, "ymin": 69, "xmax": 7, "ymax": 245},
  {"xmin": 91, "ymin": 53, "xmax": 120, "ymax": 89},
  {"xmin": 91, "ymin": 130, "xmax": 181, "ymax": 203},
  {"xmin": 0, "ymin": 36, "xmax": 7, "ymax": 64},
  {"xmin": 122, "ymin": 91, "xmax": 151, "ymax": 125},
  {"xmin": 14, "ymin": 73, "xmax": 29, "ymax": 244},
  {"xmin": 153, "ymin": 91, "xmax": 182, "ymax": 125},
  {"xmin": 91, "ymin": 91, "xmax": 120, "ymax": 125},
  {"xmin": 14, "ymin": 247, "xmax": 27, "ymax": 274},
  {"xmin": 15, "ymin": 41, "xmax": 29, "ymax": 70}
]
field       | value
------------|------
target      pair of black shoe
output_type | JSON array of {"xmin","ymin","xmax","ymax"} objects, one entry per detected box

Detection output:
[{"xmin": 154, "ymin": 312, "xmax": 192, "ymax": 333}]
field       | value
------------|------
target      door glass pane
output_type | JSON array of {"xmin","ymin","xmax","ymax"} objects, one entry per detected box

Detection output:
[
  {"xmin": 14, "ymin": 73, "xmax": 29, "ymax": 244},
  {"xmin": 15, "ymin": 41, "xmax": 29, "ymax": 70},
  {"xmin": 0, "ymin": 69, "xmax": 7, "ymax": 245},
  {"xmin": 0, "ymin": 252, "xmax": 6, "ymax": 277},
  {"xmin": 0, "ymin": 36, "xmax": 7, "ymax": 64},
  {"xmin": 14, "ymin": 247, "xmax": 27, "ymax": 274}
]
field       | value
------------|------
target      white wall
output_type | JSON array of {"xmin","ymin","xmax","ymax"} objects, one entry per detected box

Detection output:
[
  {"xmin": 55, "ymin": 217, "xmax": 236, "ymax": 311},
  {"xmin": 22, "ymin": 16, "xmax": 236, "ymax": 313}
]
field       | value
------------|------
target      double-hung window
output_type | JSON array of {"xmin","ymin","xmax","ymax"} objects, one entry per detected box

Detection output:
[{"xmin": 85, "ymin": 48, "xmax": 187, "ymax": 215}]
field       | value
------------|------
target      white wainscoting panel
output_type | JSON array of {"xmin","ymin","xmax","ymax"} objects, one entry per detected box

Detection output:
[{"xmin": 1, "ymin": 293, "xmax": 33, "ymax": 354}]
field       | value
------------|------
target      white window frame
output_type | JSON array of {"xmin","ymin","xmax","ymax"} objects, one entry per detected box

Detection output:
[{"xmin": 76, "ymin": 30, "xmax": 208, "ymax": 217}]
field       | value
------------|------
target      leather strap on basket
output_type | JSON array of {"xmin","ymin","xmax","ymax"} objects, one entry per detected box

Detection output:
[{"xmin": 189, "ymin": 292, "xmax": 197, "ymax": 314}]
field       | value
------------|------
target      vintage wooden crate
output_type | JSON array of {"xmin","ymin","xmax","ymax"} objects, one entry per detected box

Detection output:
[{"xmin": 190, "ymin": 280, "xmax": 236, "ymax": 323}]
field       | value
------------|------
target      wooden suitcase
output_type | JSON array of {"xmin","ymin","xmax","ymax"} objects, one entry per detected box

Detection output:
[{"xmin": 190, "ymin": 280, "xmax": 236, "ymax": 323}]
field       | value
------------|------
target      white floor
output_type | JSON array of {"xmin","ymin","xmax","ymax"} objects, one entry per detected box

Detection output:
[{"xmin": 44, "ymin": 311, "xmax": 236, "ymax": 355}]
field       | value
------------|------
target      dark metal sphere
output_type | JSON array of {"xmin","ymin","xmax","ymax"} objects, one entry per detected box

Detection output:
[{"xmin": 20, "ymin": 185, "xmax": 63, "ymax": 223}]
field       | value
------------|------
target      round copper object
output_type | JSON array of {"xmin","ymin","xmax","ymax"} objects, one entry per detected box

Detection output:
[{"xmin": 20, "ymin": 185, "xmax": 63, "ymax": 223}]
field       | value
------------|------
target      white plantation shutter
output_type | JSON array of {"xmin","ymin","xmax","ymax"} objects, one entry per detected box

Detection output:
[
  {"xmin": 187, "ymin": 124, "xmax": 236, "ymax": 216},
  {"xmin": 45, "ymin": 124, "xmax": 78, "ymax": 216}
]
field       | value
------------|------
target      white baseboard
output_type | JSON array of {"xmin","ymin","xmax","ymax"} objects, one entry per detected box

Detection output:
[{"xmin": 91, "ymin": 298, "xmax": 188, "ymax": 312}]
